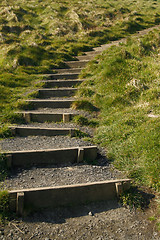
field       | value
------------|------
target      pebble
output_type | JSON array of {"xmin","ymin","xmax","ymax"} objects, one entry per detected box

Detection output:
[{"xmin": 88, "ymin": 211, "xmax": 94, "ymax": 216}]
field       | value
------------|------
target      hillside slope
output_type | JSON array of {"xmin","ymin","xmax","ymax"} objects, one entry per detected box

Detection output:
[
  {"xmin": 0, "ymin": 0, "xmax": 160, "ymax": 135},
  {"xmin": 77, "ymin": 29, "xmax": 160, "ymax": 191}
]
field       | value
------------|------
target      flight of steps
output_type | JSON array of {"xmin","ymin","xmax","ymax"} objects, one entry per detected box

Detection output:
[{"xmin": 2, "ymin": 40, "xmax": 131, "ymax": 216}]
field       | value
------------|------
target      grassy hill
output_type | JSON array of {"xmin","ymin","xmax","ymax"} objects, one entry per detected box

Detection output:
[
  {"xmin": 76, "ymin": 29, "xmax": 160, "ymax": 191},
  {"xmin": 0, "ymin": 0, "xmax": 160, "ymax": 136}
]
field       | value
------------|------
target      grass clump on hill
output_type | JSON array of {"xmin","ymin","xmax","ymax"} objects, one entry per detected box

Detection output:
[
  {"xmin": 0, "ymin": 190, "xmax": 10, "ymax": 223},
  {"xmin": 0, "ymin": 0, "xmax": 160, "ymax": 135},
  {"xmin": 78, "ymin": 29, "xmax": 160, "ymax": 191}
]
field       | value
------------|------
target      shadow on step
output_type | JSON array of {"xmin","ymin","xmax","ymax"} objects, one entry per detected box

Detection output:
[
  {"xmin": 22, "ymin": 200, "xmax": 120, "ymax": 224},
  {"xmin": 22, "ymin": 189, "xmax": 155, "ymax": 224}
]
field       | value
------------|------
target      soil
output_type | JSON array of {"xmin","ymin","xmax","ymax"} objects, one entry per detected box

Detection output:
[{"xmin": 0, "ymin": 199, "xmax": 159, "ymax": 240}]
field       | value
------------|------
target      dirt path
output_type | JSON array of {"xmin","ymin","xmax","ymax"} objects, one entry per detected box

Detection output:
[{"xmin": 1, "ymin": 199, "xmax": 159, "ymax": 239}]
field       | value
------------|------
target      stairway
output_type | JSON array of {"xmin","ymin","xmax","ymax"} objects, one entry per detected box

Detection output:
[{"xmin": 1, "ymin": 40, "xmax": 131, "ymax": 216}]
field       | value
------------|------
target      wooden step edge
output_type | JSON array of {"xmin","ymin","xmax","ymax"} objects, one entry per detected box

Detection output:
[
  {"xmin": 9, "ymin": 126, "xmax": 78, "ymax": 137},
  {"xmin": 17, "ymin": 112, "xmax": 76, "ymax": 123},
  {"xmin": 4, "ymin": 146, "xmax": 98, "ymax": 168},
  {"xmin": 42, "ymin": 79, "xmax": 85, "ymax": 82},
  {"xmin": 25, "ymin": 99, "xmax": 74, "ymax": 102},
  {"xmin": 9, "ymin": 179, "xmax": 131, "ymax": 216},
  {"xmin": 65, "ymin": 60, "xmax": 90, "ymax": 64},
  {"xmin": 38, "ymin": 87, "xmax": 78, "ymax": 91}
]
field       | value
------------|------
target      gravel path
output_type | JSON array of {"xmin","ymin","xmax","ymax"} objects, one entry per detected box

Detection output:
[
  {"xmin": 3, "ymin": 162, "xmax": 123, "ymax": 190},
  {"xmin": 0, "ymin": 136, "xmax": 93, "ymax": 152}
]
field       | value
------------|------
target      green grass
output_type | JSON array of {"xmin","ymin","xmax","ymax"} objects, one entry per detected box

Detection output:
[
  {"xmin": 0, "ymin": 190, "xmax": 10, "ymax": 223},
  {"xmin": 0, "ymin": 0, "xmax": 160, "ymax": 135},
  {"xmin": 78, "ymin": 29, "xmax": 160, "ymax": 191},
  {"xmin": 73, "ymin": 115, "xmax": 99, "ymax": 127},
  {"xmin": 0, "ymin": 155, "xmax": 10, "ymax": 223}
]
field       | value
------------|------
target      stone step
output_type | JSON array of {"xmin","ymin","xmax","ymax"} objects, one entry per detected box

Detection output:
[
  {"xmin": 41, "ymin": 73, "xmax": 80, "ymax": 80},
  {"xmin": 84, "ymin": 50, "xmax": 103, "ymax": 56},
  {"xmin": 43, "ymin": 79, "xmax": 84, "ymax": 88},
  {"xmin": 22, "ymin": 111, "xmax": 75, "ymax": 123},
  {"xmin": 5, "ymin": 146, "xmax": 98, "ymax": 168},
  {"xmin": 9, "ymin": 179, "xmax": 130, "ymax": 216},
  {"xmin": 26, "ymin": 99, "xmax": 73, "ymax": 109},
  {"xmin": 38, "ymin": 88, "xmax": 77, "ymax": 98},
  {"xmin": 10, "ymin": 126, "xmax": 77, "ymax": 137},
  {"xmin": 55, "ymin": 68, "xmax": 82, "ymax": 74},
  {"xmin": 93, "ymin": 39, "xmax": 126, "ymax": 51},
  {"xmin": 65, "ymin": 60, "xmax": 89, "ymax": 68}
]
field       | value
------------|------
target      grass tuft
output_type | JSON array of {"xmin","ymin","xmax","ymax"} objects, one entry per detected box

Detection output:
[
  {"xmin": 72, "ymin": 100, "xmax": 98, "ymax": 112},
  {"xmin": 0, "ymin": 190, "xmax": 10, "ymax": 223}
]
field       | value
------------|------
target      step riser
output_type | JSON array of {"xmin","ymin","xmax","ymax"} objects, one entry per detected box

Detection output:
[
  {"xmin": 84, "ymin": 50, "xmax": 102, "ymax": 56},
  {"xmin": 6, "ymin": 146, "xmax": 97, "ymax": 168},
  {"xmin": 43, "ymin": 80, "xmax": 83, "ymax": 88},
  {"xmin": 45, "ymin": 74, "xmax": 79, "ymax": 80},
  {"xmin": 31, "ymin": 113, "xmax": 63, "ymax": 123},
  {"xmin": 23, "ymin": 113, "xmax": 74, "ymax": 123},
  {"xmin": 38, "ymin": 89, "xmax": 77, "ymax": 98},
  {"xmin": 65, "ymin": 61, "xmax": 88, "ymax": 68},
  {"xmin": 9, "ymin": 179, "xmax": 130, "ymax": 216},
  {"xmin": 11, "ymin": 128, "xmax": 76, "ymax": 137},
  {"xmin": 26, "ymin": 101, "xmax": 73, "ymax": 109},
  {"xmin": 76, "ymin": 55, "xmax": 94, "ymax": 61},
  {"xmin": 93, "ymin": 40, "xmax": 126, "ymax": 51}
]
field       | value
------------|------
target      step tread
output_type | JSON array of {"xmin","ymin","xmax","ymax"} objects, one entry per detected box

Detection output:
[
  {"xmin": 39, "ymin": 87, "xmax": 78, "ymax": 91},
  {"xmin": 10, "ymin": 126, "xmax": 76, "ymax": 130},
  {"xmin": 65, "ymin": 60, "xmax": 89, "ymax": 64},
  {"xmin": 42, "ymin": 73, "xmax": 80, "ymax": 76},
  {"xmin": 42, "ymin": 79, "xmax": 84, "ymax": 82},
  {"xmin": 0, "ymin": 135, "xmax": 95, "ymax": 152},
  {"xmin": 3, "ymin": 145, "xmax": 97, "ymax": 154},
  {"xmin": 26, "ymin": 99, "xmax": 74, "ymax": 102},
  {"xmin": 9, "ymin": 179, "xmax": 130, "ymax": 192}
]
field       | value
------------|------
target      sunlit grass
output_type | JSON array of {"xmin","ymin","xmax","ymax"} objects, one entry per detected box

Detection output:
[{"xmin": 78, "ymin": 29, "xmax": 160, "ymax": 190}]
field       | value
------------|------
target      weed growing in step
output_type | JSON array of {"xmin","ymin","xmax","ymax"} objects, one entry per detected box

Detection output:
[
  {"xmin": 0, "ymin": 154, "xmax": 9, "ymax": 183},
  {"xmin": 73, "ymin": 115, "xmax": 98, "ymax": 127},
  {"xmin": 74, "ymin": 129, "xmax": 90, "ymax": 138},
  {"xmin": 73, "ymin": 116, "xmax": 89, "ymax": 126},
  {"xmin": 0, "ymin": 154, "xmax": 10, "ymax": 222},
  {"xmin": 72, "ymin": 100, "xmax": 98, "ymax": 112},
  {"xmin": 119, "ymin": 186, "xmax": 155, "ymax": 210},
  {"xmin": 0, "ymin": 190, "xmax": 10, "ymax": 223},
  {"xmin": 0, "ymin": 125, "xmax": 12, "ymax": 139}
]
